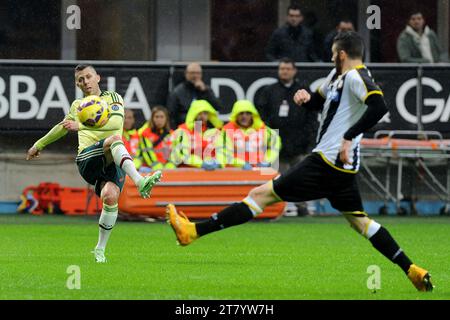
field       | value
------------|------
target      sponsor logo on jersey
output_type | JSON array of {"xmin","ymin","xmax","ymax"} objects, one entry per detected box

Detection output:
[{"xmin": 328, "ymin": 90, "xmax": 340, "ymax": 102}]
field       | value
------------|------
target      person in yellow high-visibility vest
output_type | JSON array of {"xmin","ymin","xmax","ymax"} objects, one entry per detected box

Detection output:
[
  {"xmin": 170, "ymin": 100, "xmax": 223, "ymax": 169},
  {"xmin": 138, "ymin": 106, "xmax": 176, "ymax": 171},
  {"xmin": 216, "ymin": 100, "xmax": 281, "ymax": 170}
]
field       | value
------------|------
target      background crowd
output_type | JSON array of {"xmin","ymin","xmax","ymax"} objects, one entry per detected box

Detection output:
[
  {"xmin": 122, "ymin": 58, "xmax": 316, "ymax": 174},
  {"xmin": 121, "ymin": 4, "xmax": 449, "ymax": 215},
  {"xmin": 122, "ymin": 5, "xmax": 448, "ymax": 173},
  {"xmin": 265, "ymin": 4, "xmax": 447, "ymax": 63}
]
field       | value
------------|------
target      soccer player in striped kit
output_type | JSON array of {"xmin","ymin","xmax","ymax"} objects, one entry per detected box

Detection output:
[{"xmin": 166, "ymin": 32, "xmax": 433, "ymax": 292}]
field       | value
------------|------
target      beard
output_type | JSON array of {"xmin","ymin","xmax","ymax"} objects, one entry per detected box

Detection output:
[{"xmin": 335, "ymin": 55, "xmax": 343, "ymax": 75}]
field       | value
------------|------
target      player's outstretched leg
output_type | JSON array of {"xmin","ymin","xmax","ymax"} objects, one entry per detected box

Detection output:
[
  {"xmin": 166, "ymin": 182, "xmax": 279, "ymax": 246},
  {"xmin": 92, "ymin": 182, "xmax": 120, "ymax": 263},
  {"xmin": 104, "ymin": 135, "xmax": 162, "ymax": 198},
  {"xmin": 344, "ymin": 212, "xmax": 433, "ymax": 292}
]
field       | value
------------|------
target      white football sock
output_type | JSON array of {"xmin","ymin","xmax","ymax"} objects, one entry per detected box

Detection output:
[
  {"xmin": 364, "ymin": 219, "xmax": 381, "ymax": 239},
  {"xmin": 110, "ymin": 140, "xmax": 142, "ymax": 186},
  {"xmin": 243, "ymin": 196, "xmax": 263, "ymax": 216},
  {"xmin": 96, "ymin": 203, "xmax": 118, "ymax": 250}
]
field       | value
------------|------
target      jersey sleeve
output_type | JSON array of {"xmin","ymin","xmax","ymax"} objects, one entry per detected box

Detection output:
[
  {"xmin": 33, "ymin": 124, "xmax": 68, "ymax": 150},
  {"xmin": 34, "ymin": 100, "xmax": 78, "ymax": 150},
  {"xmin": 102, "ymin": 91, "xmax": 125, "ymax": 118},
  {"xmin": 317, "ymin": 68, "xmax": 336, "ymax": 99},
  {"xmin": 350, "ymin": 69, "xmax": 383, "ymax": 103},
  {"xmin": 65, "ymin": 100, "xmax": 79, "ymax": 121},
  {"xmin": 108, "ymin": 94, "xmax": 125, "ymax": 120},
  {"xmin": 107, "ymin": 91, "xmax": 124, "ymax": 107}
]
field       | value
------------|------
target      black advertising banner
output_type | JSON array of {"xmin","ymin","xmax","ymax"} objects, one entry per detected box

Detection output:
[
  {"xmin": 421, "ymin": 66, "xmax": 450, "ymax": 136},
  {"xmin": 172, "ymin": 64, "xmax": 331, "ymax": 116},
  {"xmin": 0, "ymin": 62, "xmax": 449, "ymax": 138},
  {"xmin": 0, "ymin": 64, "xmax": 76, "ymax": 129},
  {"xmin": 92, "ymin": 66, "xmax": 170, "ymax": 128},
  {"xmin": 172, "ymin": 63, "xmax": 450, "ymax": 137},
  {"xmin": 367, "ymin": 66, "xmax": 419, "ymax": 135},
  {"xmin": 0, "ymin": 63, "xmax": 170, "ymax": 130}
]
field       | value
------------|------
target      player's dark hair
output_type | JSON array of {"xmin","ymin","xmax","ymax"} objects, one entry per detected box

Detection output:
[
  {"xmin": 287, "ymin": 4, "xmax": 302, "ymax": 14},
  {"xmin": 333, "ymin": 31, "xmax": 364, "ymax": 59},
  {"xmin": 279, "ymin": 57, "xmax": 296, "ymax": 68},
  {"xmin": 74, "ymin": 64, "xmax": 96, "ymax": 73}
]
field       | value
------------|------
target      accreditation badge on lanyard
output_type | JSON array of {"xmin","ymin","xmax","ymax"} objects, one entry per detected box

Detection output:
[{"xmin": 278, "ymin": 100, "xmax": 289, "ymax": 117}]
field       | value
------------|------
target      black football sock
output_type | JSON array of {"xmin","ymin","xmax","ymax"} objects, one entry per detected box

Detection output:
[
  {"xmin": 196, "ymin": 202, "xmax": 254, "ymax": 237},
  {"xmin": 369, "ymin": 226, "xmax": 413, "ymax": 274}
]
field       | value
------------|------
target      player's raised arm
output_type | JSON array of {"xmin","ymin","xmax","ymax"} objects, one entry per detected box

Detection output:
[
  {"xmin": 294, "ymin": 89, "xmax": 325, "ymax": 111},
  {"xmin": 295, "ymin": 68, "xmax": 335, "ymax": 111},
  {"xmin": 62, "ymin": 97, "xmax": 124, "ymax": 133},
  {"xmin": 26, "ymin": 117, "xmax": 70, "ymax": 160},
  {"xmin": 293, "ymin": 89, "xmax": 311, "ymax": 105},
  {"xmin": 62, "ymin": 112, "xmax": 122, "ymax": 132}
]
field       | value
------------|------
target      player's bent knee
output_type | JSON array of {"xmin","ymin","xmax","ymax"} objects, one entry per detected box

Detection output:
[
  {"xmin": 111, "ymin": 134, "xmax": 122, "ymax": 141},
  {"xmin": 102, "ymin": 192, "xmax": 119, "ymax": 206},
  {"xmin": 101, "ymin": 183, "xmax": 120, "ymax": 206},
  {"xmin": 104, "ymin": 134, "xmax": 122, "ymax": 147}
]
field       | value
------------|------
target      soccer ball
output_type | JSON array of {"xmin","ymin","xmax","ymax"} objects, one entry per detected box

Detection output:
[{"xmin": 77, "ymin": 95, "xmax": 110, "ymax": 128}]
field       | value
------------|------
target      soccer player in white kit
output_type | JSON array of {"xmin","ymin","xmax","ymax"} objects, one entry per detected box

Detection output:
[{"xmin": 166, "ymin": 32, "xmax": 433, "ymax": 292}]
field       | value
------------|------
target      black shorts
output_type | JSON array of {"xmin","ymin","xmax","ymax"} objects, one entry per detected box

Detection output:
[
  {"xmin": 272, "ymin": 153, "xmax": 363, "ymax": 212},
  {"xmin": 76, "ymin": 139, "xmax": 126, "ymax": 197}
]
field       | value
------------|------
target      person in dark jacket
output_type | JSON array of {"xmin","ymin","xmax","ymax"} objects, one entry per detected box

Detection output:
[
  {"xmin": 257, "ymin": 57, "xmax": 318, "ymax": 167},
  {"xmin": 323, "ymin": 19, "xmax": 355, "ymax": 62},
  {"xmin": 167, "ymin": 62, "xmax": 224, "ymax": 128},
  {"xmin": 265, "ymin": 4, "xmax": 320, "ymax": 62},
  {"xmin": 256, "ymin": 57, "xmax": 319, "ymax": 216}
]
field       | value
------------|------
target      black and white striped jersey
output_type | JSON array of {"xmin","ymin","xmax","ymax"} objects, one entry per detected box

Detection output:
[{"xmin": 312, "ymin": 65, "xmax": 383, "ymax": 173}]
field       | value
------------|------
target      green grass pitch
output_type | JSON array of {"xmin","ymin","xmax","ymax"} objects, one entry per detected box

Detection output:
[{"xmin": 0, "ymin": 214, "xmax": 449, "ymax": 300}]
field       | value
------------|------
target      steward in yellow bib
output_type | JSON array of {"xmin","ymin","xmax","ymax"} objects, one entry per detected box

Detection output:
[{"xmin": 170, "ymin": 100, "xmax": 223, "ymax": 169}]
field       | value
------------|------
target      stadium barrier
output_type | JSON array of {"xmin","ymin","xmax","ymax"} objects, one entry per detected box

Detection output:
[
  {"xmin": 118, "ymin": 168, "xmax": 286, "ymax": 219},
  {"xmin": 1, "ymin": 60, "xmax": 450, "ymax": 138},
  {"xmin": 2, "ymin": 60, "xmax": 450, "ymax": 215}
]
